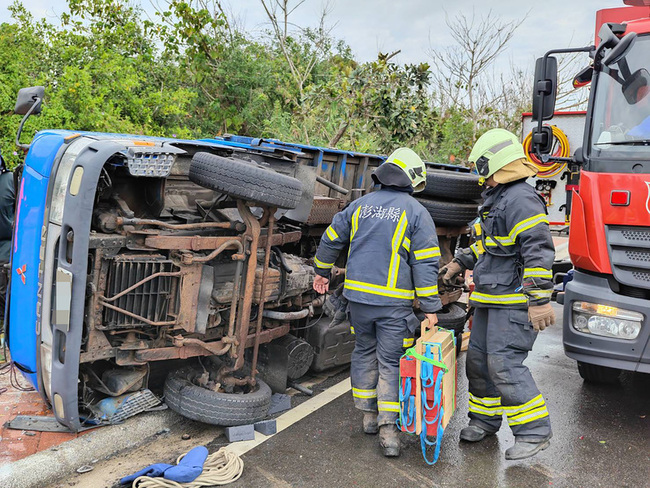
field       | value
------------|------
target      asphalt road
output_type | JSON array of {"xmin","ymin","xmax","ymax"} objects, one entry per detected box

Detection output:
[
  {"xmin": 232, "ymin": 304, "xmax": 650, "ymax": 488},
  {"xmin": 46, "ymin": 304, "xmax": 649, "ymax": 488}
]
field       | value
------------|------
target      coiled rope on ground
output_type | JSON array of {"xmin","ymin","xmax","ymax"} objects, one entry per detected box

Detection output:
[{"xmin": 133, "ymin": 448, "xmax": 244, "ymax": 488}]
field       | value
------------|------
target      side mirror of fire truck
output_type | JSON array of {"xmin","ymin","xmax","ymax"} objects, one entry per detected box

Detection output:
[
  {"xmin": 532, "ymin": 56, "xmax": 558, "ymax": 123},
  {"xmin": 622, "ymin": 68, "xmax": 650, "ymax": 105},
  {"xmin": 603, "ymin": 31, "xmax": 637, "ymax": 67},
  {"xmin": 14, "ymin": 86, "xmax": 44, "ymax": 151},
  {"xmin": 532, "ymin": 56, "xmax": 557, "ymax": 155},
  {"xmin": 573, "ymin": 66, "xmax": 593, "ymax": 89}
]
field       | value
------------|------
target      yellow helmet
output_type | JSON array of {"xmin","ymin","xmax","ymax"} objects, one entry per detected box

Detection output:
[
  {"xmin": 385, "ymin": 148, "xmax": 427, "ymax": 192},
  {"xmin": 469, "ymin": 129, "xmax": 527, "ymax": 180}
]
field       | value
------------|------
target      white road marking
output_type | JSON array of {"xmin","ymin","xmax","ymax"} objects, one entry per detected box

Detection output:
[{"xmin": 225, "ymin": 377, "xmax": 351, "ymax": 456}]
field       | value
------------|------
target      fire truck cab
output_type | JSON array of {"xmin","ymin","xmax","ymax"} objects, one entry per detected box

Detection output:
[{"xmin": 533, "ymin": 1, "xmax": 650, "ymax": 382}]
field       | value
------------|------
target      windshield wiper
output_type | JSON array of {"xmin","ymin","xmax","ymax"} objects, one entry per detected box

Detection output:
[{"xmin": 594, "ymin": 139, "xmax": 650, "ymax": 146}]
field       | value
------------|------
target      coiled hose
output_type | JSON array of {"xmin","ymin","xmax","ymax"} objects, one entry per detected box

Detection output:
[{"xmin": 523, "ymin": 126, "xmax": 570, "ymax": 178}]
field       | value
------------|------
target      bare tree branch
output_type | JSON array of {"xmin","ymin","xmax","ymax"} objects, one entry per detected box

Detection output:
[{"xmin": 427, "ymin": 8, "xmax": 527, "ymax": 138}]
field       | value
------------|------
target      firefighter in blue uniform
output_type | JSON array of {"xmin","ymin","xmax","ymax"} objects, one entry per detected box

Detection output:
[
  {"xmin": 0, "ymin": 153, "xmax": 15, "ymax": 263},
  {"xmin": 441, "ymin": 128, "xmax": 555, "ymax": 460},
  {"xmin": 0, "ymin": 152, "xmax": 14, "ymax": 321},
  {"xmin": 312, "ymin": 148, "xmax": 442, "ymax": 457}
]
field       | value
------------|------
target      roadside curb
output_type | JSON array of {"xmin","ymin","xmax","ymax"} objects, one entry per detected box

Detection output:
[{"xmin": 0, "ymin": 410, "xmax": 183, "ymax": 488}]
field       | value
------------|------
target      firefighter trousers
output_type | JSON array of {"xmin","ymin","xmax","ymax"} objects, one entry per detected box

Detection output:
[
  {"xmin": 348, "ymin": 301, "xmax": 418, "ymax": 427},
  {"xmin": 466, "ymin": 307, "xmax": 552, "ymax": 441}
]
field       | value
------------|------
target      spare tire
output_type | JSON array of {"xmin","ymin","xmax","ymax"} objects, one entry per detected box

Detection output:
[
  {"xmin": 416, "ymin": 198, "xmax": 478, "ymax": 228},
  {"xmin": 421, "ymin": 169, "xmax": 483, "ymax": 201},
  {"xmin": 189, "ymin": 152, "xmax": 303, "ymax": 209},
  {"xmin": 164, "ymin": 366, "xmax": 272, "ymax": 426},
  {"xmin": 436, "ymin": 302, "xmax": 467, "ymax": 330},
  {"xmin": 437, "ymin": 302, "xmax": 467, "ymax": 356}
]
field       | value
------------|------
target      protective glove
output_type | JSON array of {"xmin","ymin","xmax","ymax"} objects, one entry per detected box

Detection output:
[
  {"xmin": 528, "ymin": 302, "xmax": 556, "ymax": 331},
  {"xmin": 164, "ymin": 446, "xmax": 209, "ymax": 483},
  {"xmin": 439, "ymin": 259, "xmax": 465, "ymax": 286},
  {"xmin": 324, "ymin": 289, "xmax": 348, "ymax": 326},
  {"xmin": 120, "ymin": 463, "xmax": 173, "ymax": 484}
]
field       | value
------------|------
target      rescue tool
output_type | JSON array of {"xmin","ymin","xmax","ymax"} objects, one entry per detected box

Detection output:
[{"xmin": 398, "ymin": 321, "xmax": 456, "ymax": 464}]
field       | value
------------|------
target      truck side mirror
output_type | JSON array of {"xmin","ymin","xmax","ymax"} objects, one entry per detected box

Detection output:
[
  {"xmin": 531, "ymin": 126, "xmax": 554, "ymax": 155},
  {"xmin": 603, "ymin": 32, "xmax": 637, "ymax": 66},
  {"xmin": 573, "ymin": 66, "xmax": 593, "ymax": 88},
  {"xmin": 532, "ymin": 56, "xmax": 557, "ymax": 122},
  {"xmin": 622, "ymin": 68, "xmax": 650, "ymax": 105},
  {"xmin": 14, "ymin": 86, "xmax": 44, "ymax": 116},
  {"xmin": 14, "ymin": 86, "xmax": 45, "ymax": 150}
]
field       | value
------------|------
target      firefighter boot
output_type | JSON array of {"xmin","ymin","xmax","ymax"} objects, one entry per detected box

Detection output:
[
  {"xmin": 505, "ymin": 436, "xmax": 551, "ymax": 460},
  {"xmin": 379, "ymin": 425, "xmax": 400, "ymax": 457},
  {"xmin": 363, "ymin": 412, "xmax": 378, "ymax": 434},
  {"xmin": 460, "ymin": 425, "xmax": 495, "ymax": 442}
]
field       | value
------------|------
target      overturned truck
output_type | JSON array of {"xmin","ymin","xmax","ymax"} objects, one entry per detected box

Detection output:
[{"xmin": 6, "ymin": 88, "xmax": 480, "ymax": 431}]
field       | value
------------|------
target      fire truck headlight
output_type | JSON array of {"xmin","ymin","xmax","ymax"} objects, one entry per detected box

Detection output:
[{"xmin": 572, "ymin": 302, "xmax": 642, "ymax": 340}]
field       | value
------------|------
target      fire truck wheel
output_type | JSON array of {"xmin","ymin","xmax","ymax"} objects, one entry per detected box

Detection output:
[
  {"xmin": 189, "ymin": 152, "xmax": 303, "ymax": 209},
  {"xmin": 415, "ymin": 198, "xmax": 479, "ymax": 228},
  {"xmin": 420, "ymin": 169, "xmax": 483, "ymax": 201},
  {"xmin": 577, "ymin": 361, "xmax": 621, "ymax": 384},
  {"xmin": 164, "ymin": 366, "xmax": 272, "ymax": 426}
]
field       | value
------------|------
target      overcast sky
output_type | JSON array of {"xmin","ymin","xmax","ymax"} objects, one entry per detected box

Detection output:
[{"xmin": 1, "ymin": 0, "xmax": 623, "ymax": 71}]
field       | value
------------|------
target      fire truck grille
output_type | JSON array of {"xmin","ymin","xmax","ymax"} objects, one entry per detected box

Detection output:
[
  {"xmin": 607, "ymin": 225, "xmax": 650, "ymax": 290},
  {"xmin": 632, "ymin": 271, "xmax": 650, "ymax": 282},
  {"xmin": 103, "ymin": 256, "xmax": 179, "ymax": 328}
]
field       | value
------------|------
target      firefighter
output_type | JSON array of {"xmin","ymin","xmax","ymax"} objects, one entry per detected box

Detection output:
[
  {"xmin": 0, "ymin": 153, "xmax": 15, "ymax": 263},
  {"xmin": 312, "ymin": 148, "xmax": 442, "ymax": 457},
  {"xmin": 440, "ymin": 128, "xmax": 555, "ymax": 460}
]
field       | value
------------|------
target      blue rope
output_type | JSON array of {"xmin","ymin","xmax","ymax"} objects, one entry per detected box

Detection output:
[
  {"xmin": 419, "ymin": 344, "xmax": 446, "ymax": 465},
  {"xmin": 398, "ymin": 375, "xmax": 417, "ymax": 433}
]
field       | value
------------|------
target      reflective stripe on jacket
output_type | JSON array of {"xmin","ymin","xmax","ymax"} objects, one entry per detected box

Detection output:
[
  {"xmin": 465, "ymin": 180, "xmax": 555, "ymax": 309},
  {"xmin": 313, "ymin": 188, "xmax": 442, "ymax": 313}
]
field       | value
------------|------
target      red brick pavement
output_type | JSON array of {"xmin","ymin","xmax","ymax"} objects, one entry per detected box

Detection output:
[{"xmin": 0, "ymin": 360, "xmax": 84, "ymax": 465}]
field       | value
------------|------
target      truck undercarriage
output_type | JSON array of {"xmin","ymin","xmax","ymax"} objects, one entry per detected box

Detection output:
[{"xmin": 7, "ymin": 117, "xmax": 478, "ymax": 429}]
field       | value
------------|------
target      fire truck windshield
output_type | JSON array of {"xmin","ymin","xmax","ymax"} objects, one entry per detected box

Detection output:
[{"xmin": 591, "ymin": 35, "xmax": 650, "ymax": 160}]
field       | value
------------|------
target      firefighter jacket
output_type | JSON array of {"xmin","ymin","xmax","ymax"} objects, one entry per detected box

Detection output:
[
  {"xmin": 313, "ymin": 188, "xmax": 442, "ymax": 313},
  {"xmin": 456, "ymin": 180, "xmax": 555, "ymax": 309}
]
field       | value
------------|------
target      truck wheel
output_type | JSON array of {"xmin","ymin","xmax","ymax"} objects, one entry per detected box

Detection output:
[
  {"xmin": 415, "ymin": 198, "xmax": 478, "ymax": 228},
  {"xmin": 436, "ymin": 302, "xmax": 467, "ymax": 356},
  {"xmin": 189, "ymin": 152, "xmax": 303, "ymax": 209},
  {"xmin": 164, "ymin": 366, "xmax": 272, "ymax": 426},
  {"xmin": 421, "ymin": 169, "xmax": 483, "ymax": 201},
  {"xmin": 577, "ymin": 361, "xmax": 621, "ymax": 384}
]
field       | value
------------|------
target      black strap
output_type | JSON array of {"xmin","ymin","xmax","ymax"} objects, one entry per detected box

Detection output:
[{"xmin": 479, "ymin": 220, "xmax": 517, "ymax": 258}]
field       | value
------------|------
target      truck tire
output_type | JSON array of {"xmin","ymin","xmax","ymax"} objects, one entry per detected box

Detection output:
[
  {"xmin": 577, "ymin": 361, "xmax": 621, "ymax": 384},
  {"xmin": 415, "ymin": 198, "xmax": 478, "ymax": 228},
  {"xmin": 436, "ymin": 302, "xmax": 467, "ymax": 356},
  {"xmin": 421, "ymin": 169, "xmax": 483, "ymax": 201},
  {"xmin": 164, "ymin": 366, "xmax": 272, "ymax": 426},
  {"xmin": 189, "ymin": 152, "xmax": 303, "ymax": 209}
]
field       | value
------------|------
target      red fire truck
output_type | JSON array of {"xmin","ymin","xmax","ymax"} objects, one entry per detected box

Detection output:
[{"xmin": 533, "ymin": 1, "xmax": 650, "ymax": 382}]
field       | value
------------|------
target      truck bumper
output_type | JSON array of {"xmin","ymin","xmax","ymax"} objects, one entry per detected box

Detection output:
[{"xmin": 563, "ymin": 270, "xmax": 650, "ymax": 373}]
